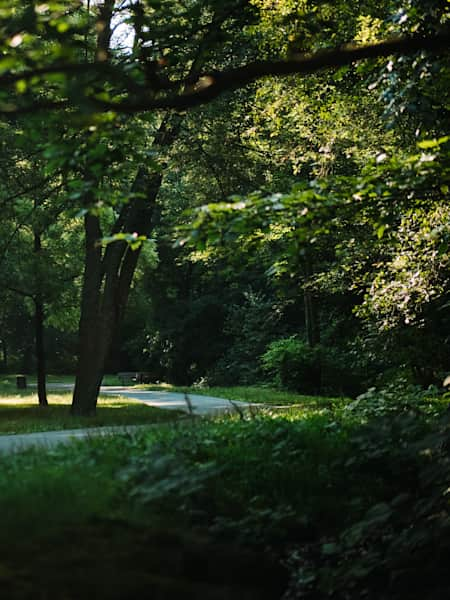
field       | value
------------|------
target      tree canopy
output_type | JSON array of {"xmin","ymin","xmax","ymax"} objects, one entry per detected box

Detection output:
[{"xmin": 0, "ymin": 0, "xmax": 449, "ymax": 408}]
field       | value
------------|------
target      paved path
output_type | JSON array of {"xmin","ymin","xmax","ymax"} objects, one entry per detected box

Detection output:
[
  {"xmin": 0, "ymin": 425, "xmax": 148, "ymax": 454},
  {"xmin": 0, "ymin": 386, "xmax": 248, "ymax": 453},
  {"xmin": 100, "ymin": 386, "xmax": 248, "ymax": 416}
]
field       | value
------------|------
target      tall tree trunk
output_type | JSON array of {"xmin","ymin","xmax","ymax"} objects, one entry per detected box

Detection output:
[
  {"xmin": 34, "ymin": 224, "xmax": 48, "ymax": 406},
  {"xmin": 71, "ymin": 213, "xmax": 104, "ymax": 415},
  {"xmin": 303, "ymin": 254, "xmax": 320, "ymax": 347},
  {"xmin": 303, "ymin": 253, "xmax": 321, "ymax": 392},
  {"xmin": 0, "ymin": 338, "xmax": 7, "ymax": 372},
  {"xmin": 34, "ymin": 295, "xmax": 48, "ymax": 407},
  {"xmin": 70, "ymin": 0, "xmax": 116, "ymax": 415},
  {"xmin": 71, "ymin": 168, "xmax": 164, "ymax": 415},
  {"xmin": 71, "ymin": 0, "xmax": 194, "ymax": 415}
]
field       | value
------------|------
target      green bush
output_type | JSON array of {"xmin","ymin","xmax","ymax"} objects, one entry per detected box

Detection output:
[
  {"xmin": 284, "ymin": 405, "xmax": 450, "ymax": 600},
  {"xmin": 261, "ymin": 336, "xmax": 322, "ymax": 393},
  {"xmin": 119, "ymin": 414, "xmax": 364, "ymax": 546}
]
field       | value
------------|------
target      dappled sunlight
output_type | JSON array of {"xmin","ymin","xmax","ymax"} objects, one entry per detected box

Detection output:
[
  {"xmin": 98, "ymin": 401, "xmax": 151, "ymax": 410},
  {"xmin": 0, "ymin": 393, "xmax": 73, "ymax": 407},
  {"xmin": 0, "ymin": 393, "xmax": 179, "ymax": 435},
  {"xmin": 134, "ymin": 382, "xmax": 176, "ymax": 391}
]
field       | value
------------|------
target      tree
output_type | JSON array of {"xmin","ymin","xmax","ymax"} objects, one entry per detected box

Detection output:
[
  {"xmin": 69, "ymin": 0, "xmax": 259, "ymax": 414},
  {"xmin": 0, "ymin": 113, "xmax": 84, "ymax": 403},
  {"xmin": 0, "ymin": 0, "xmax": 449, "ymax": 411}
]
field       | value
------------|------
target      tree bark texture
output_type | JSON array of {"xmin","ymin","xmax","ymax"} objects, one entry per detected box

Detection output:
[
  {"xmin": 71, "ymin": 166, "xmax": 166, "ymax": 415},
  {"xmin": 303, "ymin": 255, "xmax": 320, "ymax": 348},
  {"xmin": 34, "ymin": 228, "xmax": 48, "ymax": 407}
]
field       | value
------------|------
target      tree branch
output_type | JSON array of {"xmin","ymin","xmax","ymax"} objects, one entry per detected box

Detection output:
[
  {"xmin": 0, "ymin": 30, "xmax": 448, "ymax": 116},
  {"xmin": 3, "ymin": 284, "xmax": 35, "ymax": 299},
  {"xmin": 101, "ymin": 31, "xmax": 450, "ymax": 113}
]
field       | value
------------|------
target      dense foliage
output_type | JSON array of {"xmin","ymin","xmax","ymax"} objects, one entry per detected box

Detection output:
[
  {"xmin": 0, "ymin": 390, "xmax": 448, "ymax": 598},
  {"xmin": 0, "ymin": 2, "xmax": 449, "ymax": 595},
  {"xmin": 0, "ymin": 0, "xmax": 448, "ymax": 397}
]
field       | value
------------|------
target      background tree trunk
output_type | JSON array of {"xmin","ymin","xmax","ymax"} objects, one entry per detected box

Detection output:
[
  {"xmin": 303, "ymin": 253, "xmax": 321, "ymax": 392},
  {"xmin": 34, "ymin": 229, "xmax": 48, "ymax": 407},
  {"xmin": 71, "ymin": 169, "xmax": 164, "ymax": 415},
  {"xmin": 0, "ymin": 338, "xmax": 8, "ymax": 372},
  {"xmin": 34, "ymin": 296, "xmax": 48, "ymax": 407},
  {"xmin": 303, "ymin": 254, "xmax": 320, "ymax": 347}
]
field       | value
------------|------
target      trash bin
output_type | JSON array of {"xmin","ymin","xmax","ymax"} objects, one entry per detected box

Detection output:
[{"xmin": 16, "ymin": 375, "xmax": 27, "ymax": 389}]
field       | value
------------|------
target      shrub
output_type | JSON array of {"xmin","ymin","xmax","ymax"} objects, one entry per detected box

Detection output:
[
  {"xmin": 284, "ymin": 405, "xmax": 450, "ymax": 600},
  {"xmin": 261, "ymin": 337, "xmax": 322, "ymax": 393}
]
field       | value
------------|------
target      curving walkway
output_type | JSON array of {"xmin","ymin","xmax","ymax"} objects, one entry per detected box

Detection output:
[
  {"xmin": 100, "ymin": 386, "xmax": 248, "ymax": 415},
  {"xmin": 0, "ymin": 386, "xmax": 248, "ymax": 453},
  {"xmin": 0, "ymin": 424, "xmax": 148, "ymax": 454}
]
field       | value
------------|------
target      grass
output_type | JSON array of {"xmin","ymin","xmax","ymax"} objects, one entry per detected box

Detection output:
[
  {"xmin": 0, "ymin": 408, "xmax": 343, "ymax": 597},
  {"xmin": 0, "ymin": 387, "xmax": 448, "ymax": 598},
  {"xmin": 0, "ymin": 379, "xmax": 182, "ymax": 435},
  {"xmin": 0, "ymin": 424, "xmax": 286, "ymax": 598},
  {"xmin": 140, "ymin": 382, "xmax": 348, "ymax": 407},
  {"xmin": 1, "ymin": 373, "xmax": 122, "ymax": 386},
  {"xmin": 0, "ymin": 376, "xmax": 348, "ymax": 435}
]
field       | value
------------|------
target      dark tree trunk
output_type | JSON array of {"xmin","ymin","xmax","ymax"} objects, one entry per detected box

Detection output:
[
  {"xmin": 34, "ymin": 227, "xmax": 48, "ymax": 407},
  {"xmin": 71, "ymin": 1, "xmax": 189, "ymax": 415},
  {"xmin": 71, "ymin": 213, "xmax": 104, "ymax": 415},
  {"xmin": 34, "ymin": 296, "xmax": 48, "ymax": 407},
  {"xmin": 303, "ymin": 253, "xmax": 321, "ymax": 392},
  {"xmin": 0, "ymin": 338, "xmax": 7, "ymax": 371},
  {"xmin": 303, "ymin": 255, "xmax": 320, "ymax": 347},
  {"xmin": 95, "ymin": 0, "xmax": 114, "ymax": 62},
  {"xmin": 71, "ymin": 0, "xmax": 124, "ymax": 416},
  {"xmin": 71, "ymin": 168, "xmax": 165, "ymax": 415}
]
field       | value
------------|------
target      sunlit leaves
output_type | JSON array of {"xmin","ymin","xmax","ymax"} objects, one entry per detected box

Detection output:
[
  {"xmin": 99, "ymin": 232, "xmax": 150, "ymax": 251},
  {"xmin": 183, "ymin": 138, "xmax": 450, "ymax": 336}
]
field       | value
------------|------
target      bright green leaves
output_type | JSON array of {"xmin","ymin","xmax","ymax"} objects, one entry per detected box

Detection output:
[
  {"xmin": 99, "ymin": 232, "xmax": 151, "ymax": 251},
  {"xmin": 417, "ymin": 135, "xmax": 450, "ymax": 149},
  {"xmin": 0, "ymin": 0, "xmax": 89, "ymax": 115},
  {"xmin": 183, "ymin": 137, "xmax": 450, "ymax": 336}
]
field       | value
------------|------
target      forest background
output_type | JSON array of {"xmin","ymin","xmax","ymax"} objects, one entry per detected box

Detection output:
[
  {"xmin": 1, "ymin": 2, "xmax": 450, "ymax": 598},
  {"xmin": 0, "ymin": 0, "xmax": 449, "ymax": 411}
]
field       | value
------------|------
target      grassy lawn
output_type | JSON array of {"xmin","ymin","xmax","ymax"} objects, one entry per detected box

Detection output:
[
  {"xmin": 0, "ymin": 379, "xmax": 182, "ymax": 435},
  {"xmin": 140, "ymin": 382, "xmax": 348, "ymax": 407},
  {"xmin": 1, "ymin": 373, "xmax": 122, "ymax": 386},
  {"xmin": 0, "ymin": 376, "xmax": 349, "ymax": 435}
]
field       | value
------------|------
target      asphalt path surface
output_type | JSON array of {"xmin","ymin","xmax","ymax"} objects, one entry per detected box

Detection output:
[
  {"xmin": 100, "ymin": 386, "xmax": 247, "ymax": 416},
  {"xmin": 0, "ymin": 425, "xmax": 147, "ymax": 454},
  {"xmin": 0, "ymin": 386, "xmax": 248, "ymax": 453}
]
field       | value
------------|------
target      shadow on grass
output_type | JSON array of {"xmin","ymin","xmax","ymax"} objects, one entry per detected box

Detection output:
[{"xmin": 0, "ymin": 393, "xmax": 182, "ymax": 434}]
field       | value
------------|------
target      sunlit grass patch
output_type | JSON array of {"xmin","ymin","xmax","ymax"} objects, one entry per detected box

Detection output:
[
  {"xmin": 139, "ymin": 383, "xmax": 348, "ymax": 408},
  {"xmin": 0, "ymin": 391, "xmax": 181, "ymax": 435}
]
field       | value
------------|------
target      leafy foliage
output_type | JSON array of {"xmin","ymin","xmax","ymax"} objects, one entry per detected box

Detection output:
[
  {"xmin": 262, "ymin": 336, "xmax": 321, "ymax": 393},
  {"xmin": 116, "ymin": 390, "xmax": 450, "ymax": 599},
  {"xmin": 285, "ymin": 404, "xmax": 450, "ymax": 600}
]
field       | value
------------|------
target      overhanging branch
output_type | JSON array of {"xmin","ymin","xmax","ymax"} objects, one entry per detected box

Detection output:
[
  {"xmin": 103, "ymin": 31, "xmax": 450, "ymax": 112},
  {"xmin": 0, "ymin": 30, "xmax": 448, "ymax": 116}
]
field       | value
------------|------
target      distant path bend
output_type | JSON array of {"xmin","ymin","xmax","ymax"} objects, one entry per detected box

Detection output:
[
  {"xmin": 100, "ymin": 386, "xmax": 248, "ymax": 416},
  {"xmin": 0, "ymin": 386, "xmax": 249, "ymax": 453}
]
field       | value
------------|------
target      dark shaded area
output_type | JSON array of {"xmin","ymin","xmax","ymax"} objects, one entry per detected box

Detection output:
[{"xmin": 1, "ymin": 520, "xmax": 287, "ymax": 599}]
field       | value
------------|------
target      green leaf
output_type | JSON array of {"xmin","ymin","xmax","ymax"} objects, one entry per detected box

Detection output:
[{"xmin": 376, "ymin": 224, "xmax": 386, "ymax": 239}]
